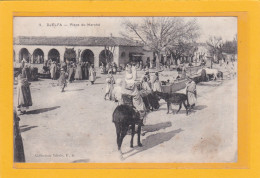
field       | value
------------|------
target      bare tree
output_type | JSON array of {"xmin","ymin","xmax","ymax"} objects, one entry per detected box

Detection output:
[
  {"xmin": 121, "ymin": 17, "xmax": 200, "ymax": 69},
  {"xmin": 103, "ymin": 46, "xmax": 115, "ymax": 65},
  {"xmin": 206, "ymin": 36, "xmax": 224, "ymax": 67}
]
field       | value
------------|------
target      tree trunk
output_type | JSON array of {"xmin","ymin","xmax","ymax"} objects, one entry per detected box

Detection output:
[{"xmin": 156, "ymin": 52, "xmax": 161, "ymax": 70}]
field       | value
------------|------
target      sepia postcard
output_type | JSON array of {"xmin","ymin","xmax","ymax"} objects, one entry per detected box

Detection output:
[{"xmin": 13, "ymin": 16, "xmax": 238, "ymax": 163}]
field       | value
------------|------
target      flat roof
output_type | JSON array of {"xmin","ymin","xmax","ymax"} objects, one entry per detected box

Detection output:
[{"xmin": 14, "ymin": 36, "xmax": 143, "ymax": 47}]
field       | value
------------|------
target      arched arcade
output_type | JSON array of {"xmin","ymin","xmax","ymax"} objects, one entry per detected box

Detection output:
[
  {"xmin": 19, "ymin": 48, "xmax": 31, "ymax": 63},
  {"xmin": 48, "ymin": 49, "xmax": 60, "ymax": 63},
  {"xmin": 99, "ymin": 49, "xmax": 113, "ymax": 66},
  {"xmin": 81, "ymin": 49, "xmax": 94, "ymax": 64},
  {"xmin": 33, "ymin": 48, "xmax": 44, "ymax": 64}
]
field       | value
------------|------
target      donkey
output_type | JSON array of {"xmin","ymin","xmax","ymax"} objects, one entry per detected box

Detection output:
[
  {"xmin": 142, "ymin": 93, "xmax": 160, "ymax": 112},
  {"xmin": 155, "ymin": 91, "xmax": 190, "ymax": 115},
  {"xmin": 112, "ymin": 104, "xmax": 143, "ymax": 155}
]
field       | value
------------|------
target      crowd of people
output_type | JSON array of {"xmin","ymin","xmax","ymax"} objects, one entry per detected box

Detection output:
[
  {"xmin": 56, "ymin": 60, "xmax": 96, "ymax": 92},
  {"xmin": 42, "ymin": 58, "xmax": 98, "ymax": 92},
  {"xmin": 102, "ymin": 62, "xmax": 198, "ymax": 125},
  {"xmin": 15, "ymin": 55, "xmax": 236, "ymax": 117},
  {"xmin": 44, "ymin": 59, "xmax": 94, "ymax": 81},
  {"xmin": 13, "ymin": 53, "xmax": 237, "ymax": 164},
  {"xmin": 100, "ymin": 62, "xmax": 120, "ymax": 74},
  {"xmin": 15, "ymin": 58, "xmax": 98, "ymax": 114}
]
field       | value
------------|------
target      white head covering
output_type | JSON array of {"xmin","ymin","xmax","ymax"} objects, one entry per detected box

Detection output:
[{"xmin": 124, "ymin": 71, "xmax": 135, "ymax": 91}]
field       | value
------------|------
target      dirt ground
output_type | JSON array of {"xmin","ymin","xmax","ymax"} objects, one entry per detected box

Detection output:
[{"xmin": 14, "ymin": 68, "xmax": 237, "ymax": 163}]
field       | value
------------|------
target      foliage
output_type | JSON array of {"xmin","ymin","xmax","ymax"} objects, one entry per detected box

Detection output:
[
  {"xmin": 222, "ymin": 37, "xmax": 237, "ymax": 54},
  {"xmin": 121, "ymin": 17, "xmax": 200, "ymax": 68},
  {"xmin": 206, "ymin": 35, "xmax": 237, "ymax": 62},
  {"xmin": 167, "ymin": 42, "xmax": 198, "ymax": 65}
]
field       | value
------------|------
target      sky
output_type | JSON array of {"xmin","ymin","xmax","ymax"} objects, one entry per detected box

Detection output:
[{"xmin": 13, "ymin": 17, "xmax": 237, "ymax": 43}]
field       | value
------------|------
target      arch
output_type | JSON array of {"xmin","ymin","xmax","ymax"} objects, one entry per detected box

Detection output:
[
  {"xmin": 48, "ymin": 49, "xmax": 60, "ymax": 63},
  {"xmin": 99, "ymin": 49, "xmax": 113, "ymax": 66},
  {"xmin": 33, "ymin": 48, "xmax": 44, "ymax": 64},
  {"xmin": 81, "ymin": 49, "xmax": 94, "ymax": 64},
  {"xmin": 19, "ymin": 48, "xmax": 30, "ymax": 63}
]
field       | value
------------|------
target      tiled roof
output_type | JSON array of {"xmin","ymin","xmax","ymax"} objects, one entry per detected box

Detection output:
[{"xmin": 14, "ymin": 36, "xmax": 143, "ymax": 47}]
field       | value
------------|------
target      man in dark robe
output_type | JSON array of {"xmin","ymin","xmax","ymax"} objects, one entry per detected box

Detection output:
[
  {"xmin": 13, "ymin": 109, "xmax": 25, "ymax": 162},
  {"xmin": 84, "ymin": 62, "xmax": 89, "ymax": 80},
  {"xmin": 201, "ymin": 68, "xmax": 208, "ymax": 82},
  {"xmin": 81, "ymin": 62, "xmax": 85, "ymax": 79},
  {"xmin": 22, "ymin": 65, "xmax": 31, "ymax": 81},
  {"xmin": 17, "ymin": 74, "xmax": 32, "ymax": 114}
]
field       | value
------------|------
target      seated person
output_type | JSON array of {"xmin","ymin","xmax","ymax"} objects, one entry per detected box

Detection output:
[{"xmin": 140, "ymin": 76, "xmax": 152, "ymax": 97}]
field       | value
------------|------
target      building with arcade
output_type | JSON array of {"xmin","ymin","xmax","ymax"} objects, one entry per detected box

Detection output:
[{"xmin": 13, "ymin": 36, "xmax": 151, "ymax": 67}]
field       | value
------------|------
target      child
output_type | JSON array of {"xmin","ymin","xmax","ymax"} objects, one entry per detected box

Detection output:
[
  {"xmin": 58, "ymin": 68, "xmax": 67, "ymax": 92},
  {"xmin": 104, "ymin": 70, "xmax": 115, "ymax": 100}
]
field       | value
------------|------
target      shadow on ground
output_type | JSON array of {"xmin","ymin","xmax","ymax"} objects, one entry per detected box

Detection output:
[
  {"xmin": 198, "ymin": 81, "xmax": 223, "ymax": 87},
  {"xmin": 20, "ymin": 125, "xmax": 38, "ymax": 132},
  {"xmin": 20, "ymin": 125, "xmax": 29, "ymax": 128},
  {"xmin": 193, "ymin": 105, "xmax": 207, "ymax": 110},
  {"xmin": 26, "ymin": 106, "xmax": 60, "ymax": 114},
  {"xmin": 142, "ymin": 121, "xmax": 172, "ymax": 135},
  {"xmin": 123, "ymin": 128, "xmax": 183, "ymax": 159},
  {"xmin": 65, "ymin": 89, "xmax": 84, "ymax": 92},
  {"xmin": 86, "ymin": 82, "xmax": 104, "ymax": 85},
  {"xmin": 158, "ymin": 104, "xmax": 207, "ymax": 115}
]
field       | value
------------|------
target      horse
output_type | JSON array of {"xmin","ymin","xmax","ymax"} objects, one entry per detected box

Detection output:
[
  {"xmin": 197, "ymin": 68, "xmax": 219, "ymax": 80},
  {"xmin": 112, "ymin": 104, "xmax": 143, "ymax": 157}
]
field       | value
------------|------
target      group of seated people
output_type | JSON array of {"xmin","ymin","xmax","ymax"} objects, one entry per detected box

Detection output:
[
  {"xmin": 16, "ymin": 59, "xmax": 38, "ymax": 81},
  {"xmin": 105, "ymin": 63, "xmax": 163, "ymax": 116},
  {"xmin": 100, "ymin": 62, "xmax": 119, "ymax": 74}
]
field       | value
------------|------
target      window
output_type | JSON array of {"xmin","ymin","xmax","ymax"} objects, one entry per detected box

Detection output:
[{"xmin": 121, "ymin": 52, "xmax": 126, "ymax": 58}]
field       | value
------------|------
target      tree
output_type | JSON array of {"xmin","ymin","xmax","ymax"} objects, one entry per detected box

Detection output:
[
  {"xmin": 207, "ymin": 34, "xmax": 237, "ymax": 65},
  {"xmin": 121, "ymin": 17, "xmax": 200, "ymax": 69},
  {"xmin": 222, "ymin": 35, "xmax": 237, "ymax": 54},
  {"xmin": 206, "ymin": 36, "xmax": 224, "ymax": 67},
  {"xmin": 167, "ymin": 41, "xmax": 198, "ymax": 65},
  {"xmin": 104, "ymin": 45, "xmax": 115, "ymax": 64},
  {"xmin": 99, "ymin": 46, "xmax": 115, "ymax": 66}
]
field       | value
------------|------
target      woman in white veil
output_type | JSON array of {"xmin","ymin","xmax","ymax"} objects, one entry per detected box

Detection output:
[{"xmin": 122, "ymin": 64, "xmax": 146, "ymax": 123}]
